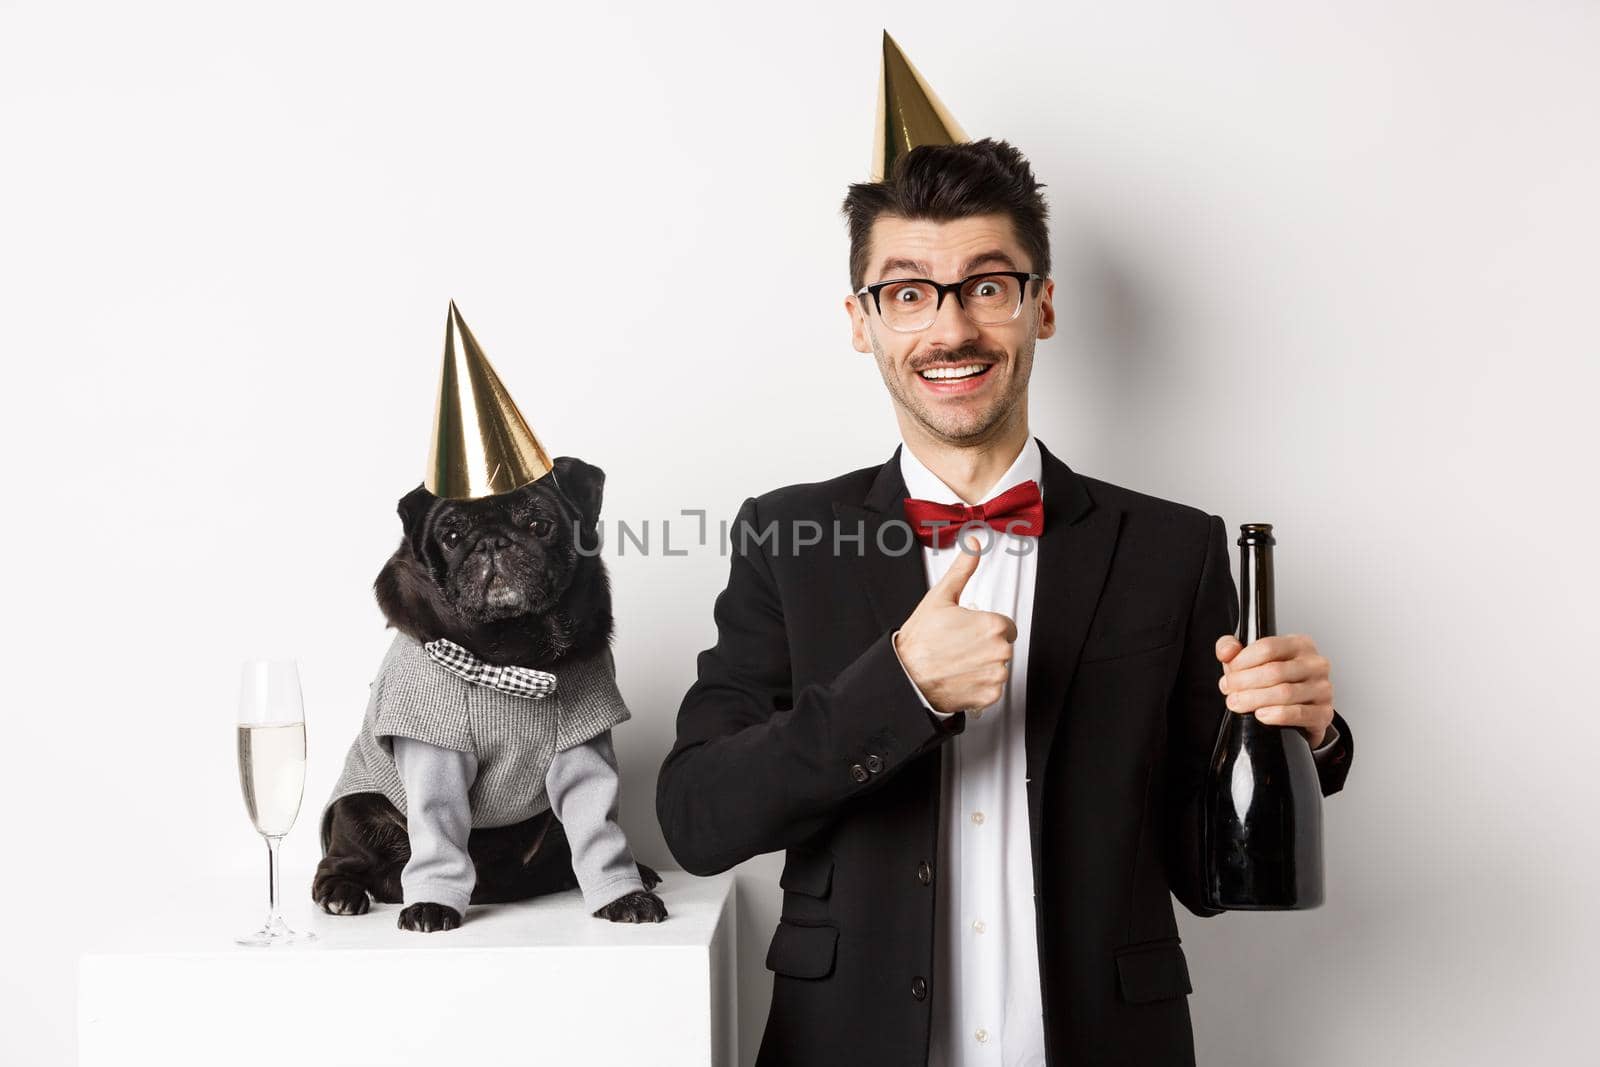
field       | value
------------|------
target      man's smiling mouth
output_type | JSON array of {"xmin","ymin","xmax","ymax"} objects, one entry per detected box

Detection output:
[{"xmin": 917, "ymin": 363, "xmax": 993, "ymax": 381}]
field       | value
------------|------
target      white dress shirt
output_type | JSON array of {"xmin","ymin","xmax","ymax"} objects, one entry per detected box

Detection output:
[
  {"xmin": 890, "ymin": 435, "xmax": 1339, "ymax": 1066},
  {"xmin": 893, "ymin": 434, "xmax": 1049, "ymax": 1066}
]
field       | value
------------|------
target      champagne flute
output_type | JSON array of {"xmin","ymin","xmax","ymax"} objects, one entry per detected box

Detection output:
[{"xmin": 235, "ymin": 659, "xmax": 317, "ymax": 946}]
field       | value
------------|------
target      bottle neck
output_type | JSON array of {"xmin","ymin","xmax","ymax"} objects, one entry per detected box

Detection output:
[{"xmin": 1238, "ymin": 536, "xmax": 1277, "ymax": 645}]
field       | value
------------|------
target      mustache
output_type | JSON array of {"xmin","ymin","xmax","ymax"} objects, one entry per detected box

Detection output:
[{"xmin": 909, "ymin": 344, "xmax": 1006, "ymax": 372}]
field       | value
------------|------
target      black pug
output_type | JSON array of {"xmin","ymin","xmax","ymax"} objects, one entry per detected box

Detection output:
[{"xmin": 312, "ymin": 456, "xmax": 667, "ymax": 931}]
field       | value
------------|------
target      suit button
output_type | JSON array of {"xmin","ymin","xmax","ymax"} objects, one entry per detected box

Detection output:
[
  {"xmin": 865, "ymin": 753, "xmax": 884, "ymax": 774},
  {"xmin": 911, "ymin": 976, "xmax": 928, "ymax": 1001},
  {"xmin": 916, "ymin": 861, "xmax": 932, "ymax": 886},
  {"xmin": 849, "ymin": 763, "xmax": 870, "ymax": 783}
]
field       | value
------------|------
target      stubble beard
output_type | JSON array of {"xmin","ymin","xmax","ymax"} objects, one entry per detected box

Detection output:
[{"xmin": 869, "ymin": 328, "xmax": 1035, "ymax": 448}]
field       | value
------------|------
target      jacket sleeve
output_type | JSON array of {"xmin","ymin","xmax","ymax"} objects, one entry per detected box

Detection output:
[
  {"xmin": 1163, "ymin": 514, "xmax": 1356, "ymax": 918},
  {"xmin": 1311, "ymin": 714, "xmax": 1354, "ymax": 793},
  {"xmin": 656, "ymin": 495, "xmax": 966, "ymax": 877}
]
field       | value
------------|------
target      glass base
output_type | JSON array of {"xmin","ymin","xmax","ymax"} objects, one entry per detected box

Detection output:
[{"xmin": 235, "ymin": 912, "xmax": 318, "ymax": 947}]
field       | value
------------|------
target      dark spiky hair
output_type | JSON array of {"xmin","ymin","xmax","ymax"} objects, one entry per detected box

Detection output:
[{"xmin": 841, "ymin": 137, "xmax": 1051, "ymax": 291}]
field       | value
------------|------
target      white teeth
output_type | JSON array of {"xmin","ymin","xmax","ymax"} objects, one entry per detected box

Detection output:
[{"xmin": 919, "ymin": 364, "xmax": 989, "ymax": 381}]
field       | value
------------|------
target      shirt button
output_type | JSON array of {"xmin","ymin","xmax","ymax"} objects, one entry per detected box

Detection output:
[
  {"xmin": 970, "ymin": 810, "xmax": 985, "ymax": 825},
  {"xmin": 849, "ymin": 763, "xmax": 869, "ymax": 783},
  {"xmin": 916, "ymin": 861, "xmax": 932, "ymax": 886},
  {"xmin": 864, "ymin": 753, "xmax": 884, "ymax": 774},
  {"xmin": 972, "ymin": 919, "xmax": 986, "ymax": 934},
  {"xmin": 911, "ymin": 976, "xmax": 928, "ymax": 1001},
  {"xmin": 975, "ymin": 1028, "xmax": 989, "ymax": 1044}
]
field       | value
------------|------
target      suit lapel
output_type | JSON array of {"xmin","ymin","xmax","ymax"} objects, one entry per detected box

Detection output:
[
  {"xmin": 1023, "ymin": 441, "xmax": 1122, "ymax": 851},
  {"xmin": 831, "ymin": 444, "xmax": 927, "ymax": 638}
]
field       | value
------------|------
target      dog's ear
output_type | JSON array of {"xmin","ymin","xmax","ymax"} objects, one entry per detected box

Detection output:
[
  {"xmin": 551, "ymin": 456, "xmax": 605, "ymax": 528},
  {"xmin": 397, "ymin": 483, "xmax": 438, "ymax": 561}
]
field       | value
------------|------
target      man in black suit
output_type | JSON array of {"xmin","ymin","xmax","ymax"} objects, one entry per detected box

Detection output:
[{"xmin": 656, "ymin": 138, "xmax": 1353, "ymax": 1065}]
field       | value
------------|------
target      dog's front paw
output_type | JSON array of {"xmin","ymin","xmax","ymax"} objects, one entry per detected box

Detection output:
[
  {"xmin": 593, "ymin": 889, "xmax": 668, "ymax": 924},
  {"xmin": 397, "ymin": 902, "xmax": 462, "ymax": 933},
  {"xmin": 638, "ymin": 862, "xmax": 663, "ymax": 891},
  {"xmin": 313, "ymin": 875, "xmax": 371, "ymax": 916}
]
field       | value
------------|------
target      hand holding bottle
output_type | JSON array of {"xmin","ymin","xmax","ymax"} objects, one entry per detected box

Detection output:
[{"xmin": 1214, "ymin": 633, "xmax": 1336, "ymax": 748}]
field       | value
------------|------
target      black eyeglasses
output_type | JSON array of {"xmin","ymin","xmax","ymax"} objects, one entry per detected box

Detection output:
[{"xmin": 855, "ymin": 270, "xmax": 1044, "ymax": 333}]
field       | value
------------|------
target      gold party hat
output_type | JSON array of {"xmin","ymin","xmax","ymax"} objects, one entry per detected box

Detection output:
[
  {"xmin": 872, "ymin": 31, "xmax": 968, "ymax": 181},
  {"xmin": 423, "ymin": 301, "xmax": 554, "ymax": 499}
]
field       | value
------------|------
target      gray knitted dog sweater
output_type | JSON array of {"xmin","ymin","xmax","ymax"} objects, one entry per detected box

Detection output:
[{"xmin": 320, "ymin": 630, "xmax": 633, "ymax": 841}]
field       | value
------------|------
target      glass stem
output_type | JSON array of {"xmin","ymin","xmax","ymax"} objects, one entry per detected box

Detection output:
[{"xmin": 265, "ymin": 834, "xmax": 283, "ymax": 924}]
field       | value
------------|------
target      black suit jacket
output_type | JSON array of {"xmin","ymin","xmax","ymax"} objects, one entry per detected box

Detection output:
[{"xmin": 656, "ymin": 440, "xmax": 1353, "ymax": 1066}]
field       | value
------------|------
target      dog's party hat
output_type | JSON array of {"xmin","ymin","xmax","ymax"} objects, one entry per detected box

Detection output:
[
  {"xmin": 424, "ymin": 301, "xmax": 554, "ymax": 499},
  {"xmin": 872, "ymin": 31, "xmax": 968, "ymax": 182}
]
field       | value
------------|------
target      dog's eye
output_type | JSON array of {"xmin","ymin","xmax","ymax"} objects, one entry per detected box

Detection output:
[
  {"xmin": 531, "ymin": 518, "xmax": 553, "ymax": 537},
  {"xmin": 441, "ymin": 529, "xmax": 461, "ymax": 548}
]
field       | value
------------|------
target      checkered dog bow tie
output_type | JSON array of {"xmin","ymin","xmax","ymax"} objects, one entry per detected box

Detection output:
[{"xmin": 423, "ymin": 638, "xmax": 558, "ymax": 700}]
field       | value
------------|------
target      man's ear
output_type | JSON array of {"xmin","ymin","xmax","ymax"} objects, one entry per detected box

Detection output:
[
  {"xmin": 551, "ymin": 456, "xmax": 605, "ymax": 528},
  {"xmin": 1035, "ymin": 277, "xmax": 1056, "ymax": 340},
  {"xmin": 846, "ymin": 293, "xmax": 873, "ymax": 353},
  {"xmin": 397, "ymin": 483, "xmax": 437, "ymax": 561}
]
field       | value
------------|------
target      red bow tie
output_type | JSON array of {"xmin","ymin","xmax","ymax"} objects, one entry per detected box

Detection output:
[{"xmin": 901, "ymin": 479, "xmax": 1045, "ymax": 548}]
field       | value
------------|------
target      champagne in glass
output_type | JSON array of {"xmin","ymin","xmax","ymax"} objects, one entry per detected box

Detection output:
[
  {"xmin": 238, "ymin": 721, "xmax": 307, "ymax": 837},
  {"xmin": 235, "ymin": 659, "xmax": 317, "ymax": 945}
]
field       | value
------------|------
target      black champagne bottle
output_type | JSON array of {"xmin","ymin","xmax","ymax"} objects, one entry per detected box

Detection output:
[{"xmin": 1201, "ymin": 523, "xmax": 1325, "ymax": 909}]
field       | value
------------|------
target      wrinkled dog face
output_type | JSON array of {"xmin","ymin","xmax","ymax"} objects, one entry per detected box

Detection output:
[
  {"xmin": 426, "ymin": 485, "xmax": 569, "ymax": 622},
  {"xmin": 395, "ymin": 456, "xmax": 604, "ymax": 625}
]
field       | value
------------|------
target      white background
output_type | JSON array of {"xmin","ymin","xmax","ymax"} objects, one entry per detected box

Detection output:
[{"xmin": 3, "ymin": 1, "xmax": 1597, "ymax": 1064}]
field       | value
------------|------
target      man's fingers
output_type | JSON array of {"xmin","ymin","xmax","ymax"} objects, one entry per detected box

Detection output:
[
  {"xmin": 943, "ymin": 664, "xmax": 1009, "ymax": 712},
  {"xmin": 1224, "ymin": 681, "xmax": 1328, "ymax": 713},
  {"xmin": 1225, "ymin": 634, "xmax": 1307, "ymax": 672},
  {"xmin": 1252, "ymin": 704, "xmax": 1332, "ymax": 736},
  {"xmin": 924, "ymin": 631, "xmax": 1014, "ymax": 678},
  {"xmin": 996, "ymin": 612, "xmax": 1018, "ymax": 643},
  {"xmin": 929, "ymin": 533, "xmax": 984, "ymax": 604},
  {"xmin": 1220, "ymin": 655, "xmax": 1328, "ymax": 694},
  {"xmin": 965, "ymin": 608, "xmax": 1018, "ymax": 643},
  {"xmin": 1215, "ymin": 634, "xmax": 1243, "ymax": 664}
]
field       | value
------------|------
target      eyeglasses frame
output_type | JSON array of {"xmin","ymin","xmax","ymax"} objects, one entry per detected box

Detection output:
[{"xmin": 854, "ymin": 270, "xmax": 1046, "ymax": 332}]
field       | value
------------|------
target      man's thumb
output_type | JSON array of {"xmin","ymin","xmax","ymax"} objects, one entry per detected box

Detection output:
[{"xmin": 931, "ymin": 533, "xmax": 983, "ymax": 602}]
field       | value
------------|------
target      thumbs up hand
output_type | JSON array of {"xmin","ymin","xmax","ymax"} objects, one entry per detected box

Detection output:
[{"xmin": 892, "ymin": 534, "xmax": 1018, "ymax": 717}]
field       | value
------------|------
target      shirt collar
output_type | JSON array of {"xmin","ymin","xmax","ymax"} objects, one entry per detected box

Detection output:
[{"xmin": 898, "ymin": 434, "xmax": 1043, "ymax": 506}]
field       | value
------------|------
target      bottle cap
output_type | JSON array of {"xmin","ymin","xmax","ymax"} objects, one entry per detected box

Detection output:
[{"xmin": 1238, "ymin": 523, "xmax": 1275, "ymax": 546}]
